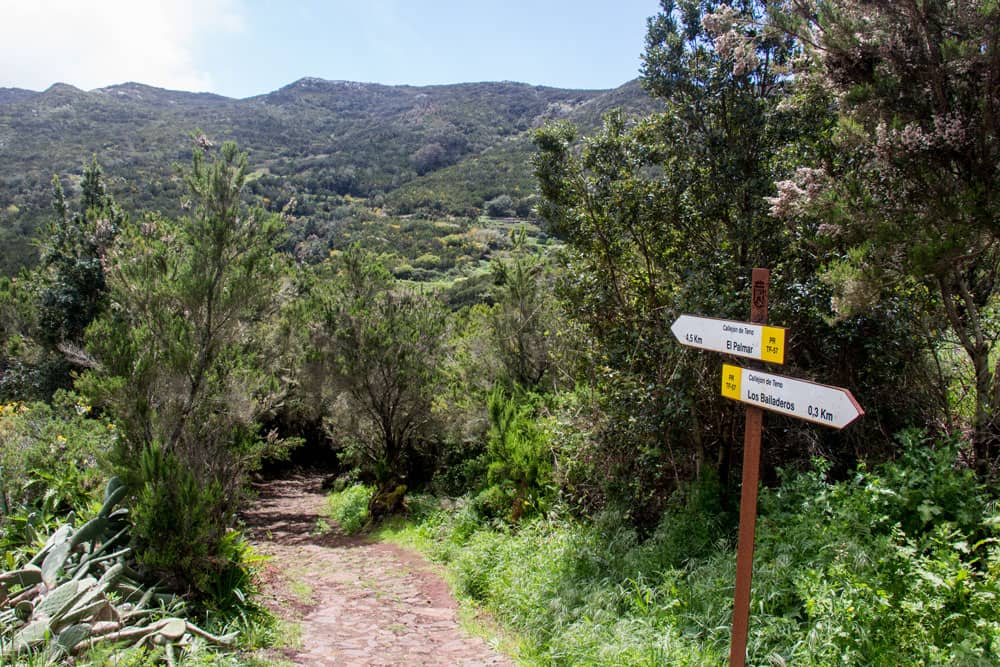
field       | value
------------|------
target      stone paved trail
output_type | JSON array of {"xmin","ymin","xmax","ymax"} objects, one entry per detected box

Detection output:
[{"xmin": 243, "ymin": 472, "xmax": 512, "ymax": 666}]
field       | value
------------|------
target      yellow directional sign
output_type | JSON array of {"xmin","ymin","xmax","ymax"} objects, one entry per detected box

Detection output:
[
  {"xmin": 671, "ymin": 315, "xmax": 786, "ymax": 364},
  {"xmin": 721, "ymin": 364, "xmax": 864, "ymax": 429}
]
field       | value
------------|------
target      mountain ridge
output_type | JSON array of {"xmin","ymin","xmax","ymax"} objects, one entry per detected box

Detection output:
[
  {"xmin": 0, "ymin": 76, "xmax": 658, "ymax": 274},
  {"xmin": 0, "ymin": 77, "xmax": 616, "ymax": 106}
]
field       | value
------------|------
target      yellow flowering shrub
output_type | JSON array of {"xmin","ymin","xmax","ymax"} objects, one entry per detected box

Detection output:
[{"xmin": 0, "ymin": 391, "xmax": 115, "ymax": 538}]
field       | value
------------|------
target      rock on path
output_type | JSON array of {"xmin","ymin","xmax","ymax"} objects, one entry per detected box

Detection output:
[{"xmin": 244, "ymin": 473, "xmax": 512, "ymax": 667}]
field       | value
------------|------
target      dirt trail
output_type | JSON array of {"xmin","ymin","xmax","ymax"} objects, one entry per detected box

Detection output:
[{"xmin": 243, "ymin": 473, "xmax": 512, "ymax": 666}]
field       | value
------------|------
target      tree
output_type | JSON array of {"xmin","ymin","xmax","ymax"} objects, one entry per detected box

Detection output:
[
  {"xmin": 534, "ymin": 0, "xmax": 803, "ymax": 517},
  {"xmin": 485, "ymin": 194, "xmax": 515, "ymax": 218},
  {"xmin": 534, "ymin": 1, "xmax": 939, "ymax": 521},
  {"xmin": 315, "ymin": 246, "xmax": 445, "ymax": 518},
  {"xmin": 770, "ymin": 0, "xmax": 1000, "ymax": 475},
  {"xmin": 489, "ymin": 227, "xmax": 556, "ymax": 390},
  {"xmin": 0, "ymin": 159, "xmax": 123, "ymax": 400},
  {"xmin": 411, "ymin": 142, "xmax": 448, "ymax": 175},
  {"xmin": 80, "ymin": 140, "xmax": 291, "ymax": 591},
  {"xmin": 39, "ymin": 158, "xmax": 124, "ymax": 348}
]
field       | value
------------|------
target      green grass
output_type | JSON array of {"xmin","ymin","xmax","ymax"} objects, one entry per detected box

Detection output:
[
  {"xmin": 373, "ymin": 434, "xmax": 1000, "ymax": 666},
  {"xmin": 326, "ymin": 484, "xmax": 374, "ymax": 534}
]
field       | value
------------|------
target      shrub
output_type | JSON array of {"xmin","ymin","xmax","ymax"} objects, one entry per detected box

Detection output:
[
  {"xmin": 79, "ymin": 141, "xmax": 292, "ymax": 594},
  {"xmin": 0, "ymin": 390, "xmax": 115, "ymax": 553},
  {"xmin": 407, "ymin": 432, "xmax": 1000, "ymax": 665},
  {"xmin": 131, "ymin": 444, "xmax": 243, "ymax": 598},
  {"xmin": 327, "ymin": 484, "xmax": 375, "ymax": 534},
  {"xmin": 750, "ymin": 431, "xmax": 1000, "ymax": 665},
  {"xmin": 413, "ymin": 253, "xmax": 442, "ymax": 269},
  {"xmin": 485, "ymin": 194, "xmax": 514, "ymax": 218},
  {"xmin": 476, "ymin": 386, "xmax": 555, "ymax": 523}
]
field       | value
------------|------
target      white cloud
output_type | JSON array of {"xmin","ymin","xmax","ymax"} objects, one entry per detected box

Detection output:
[{"xmin": 0, "ymin": 0, "xmax": 245, "ymax": 92}]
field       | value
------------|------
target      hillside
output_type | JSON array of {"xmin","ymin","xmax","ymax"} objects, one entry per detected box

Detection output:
[{"xmin": 0, "ymin": 77, "xmax": 658, "ymax": 275}]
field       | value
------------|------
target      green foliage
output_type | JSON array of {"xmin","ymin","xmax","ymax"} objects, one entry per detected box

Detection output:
[
  {"xmin": 0, "ymin": 273, "xmax": 70, "ymax": 404},
  {"xmin": 407, "ymin": 435, "xmax": 1000, "ymax": 665},
  {"xmin": 533, "ymin": 1, "xmax": 945, "ymax": 526},
  {"xmin": 314, "ymin": 246, "xmax": 446, "ymax": 510},
  {"xmin": 484, "ymin": 194, "xmax": 515, "ymax": 218},
  {"xmin": 489, "ymin": 227, "xmax": 559, "ymax": 390},
  {"xmin": 534, "ymin": 0, "xmax": 815, "ymax": 513},
  {"xmin": 131, "ymin": 444, "xmax": 237, "ymax": 595},
  {"xmin": 0, "ymin": 158, "xmax": 126, "ymax": 403},
  {"xmin": 474, "ymin": 386, "xmax": 555, "ymax": 523},
  {"xmin": 749, "ymin": 432, "xmax": 1000, "ymax": 664},
  {"xmin": 436, "ymin": 505, "xmax": 727, "ymax": 665},
  {"xmin": 0, "ymin": 276, "xmax": 38, "ymax": 360},
  {"xmin": 326, "ymin": 485, "xmax": 375, "ymax": 534},
  {"xmin": 0, "ymin": 478, "xmax": 259, "ymax": 666},
  {"xmin": 315, "ymin": 215, "xmax": 552, "ymax": 294},
  {"xmin": 0, "ymin": 287, "xmax": 47, "ymax": 405},
  {"xmin": 0, "ymin": 391, "xmax": 115, "ymax": 557},
  {"xmin": 771, "ymin": 0, "xmax": 1000, "ymax": 473},
  {"xmin": 4, "ymin": 9, "xmax": 999, "ymax": 661},
  {"xmin": 0, "ymin": 80, "xmax": 653, "ymax": 276},
  {"xmin": 38, "ymin": 158, "xmax": 123, "ymax": 348},
  {"xmin": 79, "ymin": 140, "xmax": 293, "ymax": 595}
]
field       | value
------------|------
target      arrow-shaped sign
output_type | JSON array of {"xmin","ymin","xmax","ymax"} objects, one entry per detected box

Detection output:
[
  {"xmin": 671, "ymin": 315, "xmax": 786, "ymax": 364},
  {"xmin": 721, "ymin": 364, "xmax": 864, "ymax": 429}
]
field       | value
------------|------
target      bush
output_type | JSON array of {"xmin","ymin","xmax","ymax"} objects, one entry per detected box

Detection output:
[
  {"xmin": 476, "ymin": 386, "xmax": 555, "ymax": 523},
  {"xmin": 327, "ymin": 484, "xmax": 375, "ymax": 534},
  {"xmin": 131, "ymin": 444, "xmax": 246, "ymax": 600},
  {"xmin": 485, "ymin": 194, "xmax": 514, "ymax": 218},
  {"xmin": 0, "ymin": 390, "xmax": 115, "ymax": 554},
  {"xmin": 413, "ymin": 253, "xmax": 442, "ymax": 269},
  {"xmin": 749, "ymin": 431, "xmax": 1000, "ymax": 665},
  {"xmin": 405, "ymin": 432, "xmax": 1000, "ymax": 665}
]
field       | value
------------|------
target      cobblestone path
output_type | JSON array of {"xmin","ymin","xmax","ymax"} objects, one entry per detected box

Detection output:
[{"xmin": 244, "ymin": 473, "xmax": 512, "ymax": 666}]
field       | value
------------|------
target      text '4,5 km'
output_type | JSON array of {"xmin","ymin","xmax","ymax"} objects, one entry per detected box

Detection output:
[{"xmin": 670, "ymin": 314, "xmax": 786, "ymax": 364}]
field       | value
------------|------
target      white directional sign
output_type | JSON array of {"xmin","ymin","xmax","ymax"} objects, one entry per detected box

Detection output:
[
  {"xmin": 721, "ymin": 364, "xmax": 864, "ymax": 429},
  {"xmin": 671, "ymin": 315, "xmax": 786, "ymax": 364}
]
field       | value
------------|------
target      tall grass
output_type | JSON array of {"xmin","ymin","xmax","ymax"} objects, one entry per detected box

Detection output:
[
  {"xmin": 393, "ymin": 430, "xmax": 1000, "ymax": 665},
  {"xmin": 327, "ymin": 484, "xmax": 375, "ymax": 534}
]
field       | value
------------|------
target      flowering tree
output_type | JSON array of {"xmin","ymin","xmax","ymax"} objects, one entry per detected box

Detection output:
[
  {"xmin": 534, "ymin": 0, "xmax": 815, "ymax": 515},
  {"xmin": 770, "ymin": 0, "xmax": 1000, "ymax": 474}
]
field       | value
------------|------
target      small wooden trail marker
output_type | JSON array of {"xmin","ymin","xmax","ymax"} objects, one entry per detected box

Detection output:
[
  {"xmin": 670, "ymin": 268, "xmax": 863, "ymax": 667},
  {"xmin": 729, "ymin": 267, "xmax": 769, "ymax": 667}
]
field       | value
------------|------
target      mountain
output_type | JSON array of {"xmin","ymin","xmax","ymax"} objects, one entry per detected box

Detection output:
[
  {"xmin": 0, "ymin": 77, "xmax": 659, "ymax": 275},
  {"xmin": 0, "ymin": 88, "xmax": 37, "ymax": 105}
]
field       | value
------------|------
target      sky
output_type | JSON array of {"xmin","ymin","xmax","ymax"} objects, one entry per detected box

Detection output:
[{"xmin": 0, "ymin": 0, "xmax": 661, "ymax": 98}]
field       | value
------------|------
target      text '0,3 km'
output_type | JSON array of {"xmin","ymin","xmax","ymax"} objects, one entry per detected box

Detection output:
[
  {"xmin": 671, "ymin": 314, "xmax": 786, "ymax": 364},
  {"xmin": 721, "ymin": 364, "xmax": 864, "ymax": 429}
]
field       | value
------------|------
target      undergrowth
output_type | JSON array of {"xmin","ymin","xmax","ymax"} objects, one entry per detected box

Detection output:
[
  {"xmin": 0, "ymin": 395, "xmax": 282, "ymax": 666},
  {"xmin": 326, "ymin": 484, "xmax": 374, "ymax": 533},
  {"xmin": 372, "ymin": 430, "xmax": 1000, "ymax": 665}
]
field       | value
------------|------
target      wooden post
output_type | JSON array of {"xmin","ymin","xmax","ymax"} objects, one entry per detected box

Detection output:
[{"xmin": 729, "ymin": 268, "xmax": 769, "ymax": 667}]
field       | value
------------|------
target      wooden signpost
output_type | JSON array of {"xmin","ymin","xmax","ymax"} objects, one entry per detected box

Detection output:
[{"xmin": 671, "ymin": 268, "xmax": 863, "ymax": 667}]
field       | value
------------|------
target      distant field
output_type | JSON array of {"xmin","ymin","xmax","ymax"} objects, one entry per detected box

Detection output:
[{"xmin": 317, "ymin": 215, "xmax": 557, "ymax": 307}]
